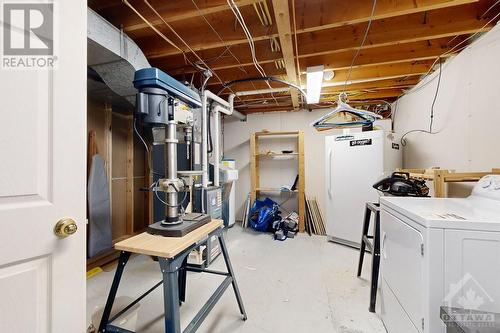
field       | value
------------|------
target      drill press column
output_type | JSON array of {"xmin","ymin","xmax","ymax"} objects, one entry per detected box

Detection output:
[{"xmin": 164, "ymin": 120, "xmax": 180, "ymax": 224}]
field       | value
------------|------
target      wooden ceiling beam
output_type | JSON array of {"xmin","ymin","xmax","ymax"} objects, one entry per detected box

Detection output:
[
  {"xmin": 271, "ymin": 0, "xmax": 299, "ymax": 110},
  {"xmin": 211, "ymin": 72, "xmax": 424, "ymax": 96},
  {"xmin": 332, "ymin": 89, "xmax": 405, "ymax": 101},
  {"xmin": 300, "ymin": 61, "xmax": 432, "ymax": 85},
  {"xmin": 150, "ymin": 39, "xmax": 283, "ymax": 74},
  {"xmin": 293, "ymin": 0, "xmax": 479, "ymax": 34},
  {"xmin": 238, "ymin": 88, "xmax": 404, "ymax": 113},
  {"xmin": 160, "ymin": 36, "xmax": 460, "ymax": 75},
  {"xmin": 124, "ymin": 0, "xmax": 260, "ymax": 33},
  {"xmin": 151, "ymin": 1, "xmax": 491, "ymax": 75},
  {"xmin": 140, "ymin": 0, "xmax": 483, "ymax": 58},
  {"xmin": 203, "ymin": 60, "xmax": 431, "ymax": 87},
  {"xmin": 297, "ymin": 39, "xmax": 459, "ymax": 73},
  {"xmin": 296, "ymin": 3, "xmax": 492, "ymax": 57},
  {"xmin": 240, "ymin": 104, "xmax": 294, "ymax": 113},
  {"xmin": 234, "ymin": 77, "xmax": 422, "ymax": 102}
]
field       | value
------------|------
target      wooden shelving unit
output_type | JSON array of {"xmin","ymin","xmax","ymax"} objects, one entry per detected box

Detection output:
[
  {"xmin": 250, "ymin": 131, "xmax": 305, "ymax": 232},
  {"xmin": 398, "ymin": 167, "xmax": 500, "ymax": 197}
]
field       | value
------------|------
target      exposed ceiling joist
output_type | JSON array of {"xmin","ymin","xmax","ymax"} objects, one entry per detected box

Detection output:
[
  {"xmin": 124, "ymin": 0, "xmax": 260, "ymax": 33},
  {"xmin": 152, "ymin": 1, "xmax": 491, "ymax": 74},
  {"xmin": 89, "ymin": 0, "xmax": 500, "ymax": 113},
  {"xmin": 204, "ymin": 60, "xmax": 431, "ymax": 86},
  {"xmin": 160, "ymin": 36, "xmax": 460, "ymax": 75},
  {"xmin": 328, "ymin": 89, "xmax": 405, "ymax": 101},
  {"xmin": 234, "ymin": 77, "xmax": 422, "ymax": 102},
  {"xmin": 271, "ymin": 0, "xmax": 299, "ymax": 109},
  {"xmin": 141, "ymin": 0, "xmax": 480, "ymax": 58},
  {"xmin": 294, "ymin": 0, "xmax": 479, "ymax": 34}
]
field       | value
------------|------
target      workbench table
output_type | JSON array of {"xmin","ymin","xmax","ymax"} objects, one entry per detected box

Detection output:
[{"xmin": 98, "ymin": 220, "xmax": 247, "ymax": 333}]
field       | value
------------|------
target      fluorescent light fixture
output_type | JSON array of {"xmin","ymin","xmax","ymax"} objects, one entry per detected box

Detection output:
[{"xmin": 306, "ymin": 65, "xmax": 324, "ymax": 104}]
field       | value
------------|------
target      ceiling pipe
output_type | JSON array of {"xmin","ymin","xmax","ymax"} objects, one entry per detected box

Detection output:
[
  {"xmin": 212, "ymin": 104, "xmax": 227, "ymax": 187},
  {"xmin": 227, "ymin": 94, "xmax": 247, "ymax": 121},
  {"xmin": 202, "ymin": 91, "xmax": 231, "ymax": 188},
  {"xmin": 235, "ymin": 87, "xmax": 290, "ymax": 96}
]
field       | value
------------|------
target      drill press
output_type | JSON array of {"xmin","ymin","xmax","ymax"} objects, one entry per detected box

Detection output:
[{"xmin": 134, "ymin": 68, "xmax": 211, "ymax": 237}]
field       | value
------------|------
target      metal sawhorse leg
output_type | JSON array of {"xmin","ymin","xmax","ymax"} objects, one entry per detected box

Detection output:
[
  {"xmin": 98, "ymin": 228, "xmax": 247, "ymax": 333},
  {"xmin": 356, "ymin": 202, "xmax": 381, "ymax": 313}
]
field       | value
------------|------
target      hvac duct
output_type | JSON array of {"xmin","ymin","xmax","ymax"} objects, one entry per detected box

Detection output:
[{"xmin": 87, "ymin": 8, "xmax": 150, "ymax": 104}]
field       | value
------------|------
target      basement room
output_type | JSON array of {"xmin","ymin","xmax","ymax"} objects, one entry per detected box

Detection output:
[{"xmin": 1, "ymin": 1, "xmax": 500, "ymax": 333}]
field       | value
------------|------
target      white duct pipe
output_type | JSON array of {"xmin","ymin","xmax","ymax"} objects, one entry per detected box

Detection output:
[
  {"xmin": 205, "ymin": 90, "xmax": 231, "ymax": 111},
  {"xmin": 213, "ymin": 106, "xmax": 223, "ymax": 187},
  {"xmin": 227, "ymin": 94, "xmax": 247, "ymax": 121},
  {"xmin": 202, "ymin": 90, "xmax": 232, "ymax": 188},
  {"xmin": 202, "ymin": 92, "xmax": 208, "ymax": 187}
]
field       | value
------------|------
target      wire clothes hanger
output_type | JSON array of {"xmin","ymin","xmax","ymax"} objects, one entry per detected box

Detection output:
[{"xmin": 311, "ymin": 92, "xmax": 382, "ymax": 131}]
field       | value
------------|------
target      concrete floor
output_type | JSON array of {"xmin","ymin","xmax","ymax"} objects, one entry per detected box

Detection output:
[{"xmin": 87, "ymin": 226, "xmax": 387, "ymax": 333}]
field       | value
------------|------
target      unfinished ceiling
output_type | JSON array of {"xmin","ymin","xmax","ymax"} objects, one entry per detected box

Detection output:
[{"xmin": 88, "ymin": 0, "xmax": 500, "ymax": 113}]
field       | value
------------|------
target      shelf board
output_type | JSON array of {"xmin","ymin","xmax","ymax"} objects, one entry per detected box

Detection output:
[
  {"xmin": 255, "ymin": 131, "xmax": 300, "ymax": 137},
  {"xmin": 257, "ymin": 152, "xmax": 298, "ymax": 157},
  {"xmin": 256, "ymin": 187, "xmax": 298, "ymax": 193}
]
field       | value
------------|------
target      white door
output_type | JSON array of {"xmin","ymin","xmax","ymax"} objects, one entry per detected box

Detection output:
[{"xmin": 0, "ymin": 1, "xmax": 86, "ymax": 332}]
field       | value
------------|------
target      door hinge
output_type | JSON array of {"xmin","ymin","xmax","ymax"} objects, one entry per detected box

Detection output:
[
  {"xmin": 421, "ymin": 318, "xmax": 425, "ymax": 331},
  {"xmin": 420, "ymin": 243, "xmax": 424, "ymax": 256}
]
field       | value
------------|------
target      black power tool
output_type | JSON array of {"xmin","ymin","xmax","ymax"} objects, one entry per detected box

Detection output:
[{"xmin": 373, "ymin": 172, "xmax": 429, "ymax": 197}]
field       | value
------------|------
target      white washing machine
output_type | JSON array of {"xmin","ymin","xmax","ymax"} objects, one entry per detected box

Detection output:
[{"xmin": 379, "ymin": 175, "xmax": 500, "ymax": 333}]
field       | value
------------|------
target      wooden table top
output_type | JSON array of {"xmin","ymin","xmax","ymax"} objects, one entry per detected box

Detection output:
[{"xmin": 115, "ymin": 219, "xmax": 223, "ymax": 258}]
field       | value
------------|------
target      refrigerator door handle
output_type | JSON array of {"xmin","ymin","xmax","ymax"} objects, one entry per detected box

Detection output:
[{"xmin": 327, "ymin": 148, "xmax": 333, "ymax": 198}]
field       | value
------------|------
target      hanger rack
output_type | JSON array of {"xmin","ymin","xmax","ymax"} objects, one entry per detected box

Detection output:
[{"xmin": 311, "ymin": 92, "xmax": 383, "ymax": 131}]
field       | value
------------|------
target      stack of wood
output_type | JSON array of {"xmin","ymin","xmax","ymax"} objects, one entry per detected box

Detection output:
[
  {"xmin": 305, "ymin": 196, "xmax": 326, "ymax": 236},
  {"xmin": 241, "ymin": 193, "xmax": 251, "ymax": 228}
]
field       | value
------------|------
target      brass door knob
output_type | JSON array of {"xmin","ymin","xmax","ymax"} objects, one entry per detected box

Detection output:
[{"xmin": 54, "ymin": 218, "xmax": 78, "ymax": 238}]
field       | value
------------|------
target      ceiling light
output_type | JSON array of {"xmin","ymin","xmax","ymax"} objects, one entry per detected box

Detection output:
[
  {"xmin": 306, "ymin": 65, "xmax": 324, "ymax": 104},
  {"xmin": 323, "ymin": 69, "xmax": 335, "ymax": 81}
]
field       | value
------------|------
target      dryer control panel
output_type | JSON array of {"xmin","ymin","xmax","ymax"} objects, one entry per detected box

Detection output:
[{"xmin": 472, "ymin": 175, "xmax": 500, "ymax": 201}]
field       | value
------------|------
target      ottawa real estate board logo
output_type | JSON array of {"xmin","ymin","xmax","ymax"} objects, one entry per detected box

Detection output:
[{"xmin": 1, "ymin": 2, "xmax": 57, "ymax": 69}]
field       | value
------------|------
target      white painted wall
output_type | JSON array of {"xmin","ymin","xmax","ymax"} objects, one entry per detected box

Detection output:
[
  {"xmin": 393, "ymin": 24, "xmax": 500, "ymax": 196},
  {"xmin": 223, "ymin": 108, "xmax": 391, "ymax": 220}
]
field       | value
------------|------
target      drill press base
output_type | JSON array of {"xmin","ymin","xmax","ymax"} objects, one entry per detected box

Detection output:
[{"xmin": 147, "ymin": 213, "xmax": 212, "ymax": 237}]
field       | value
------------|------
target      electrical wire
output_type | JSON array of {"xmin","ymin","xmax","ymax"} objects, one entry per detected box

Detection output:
[
  {"xmin": 400, "ymin": 58, "xmax": 442, "ymax": 146},
  {"xmin": 123, "ymin": 0, "xmax": 182, "ymax": 53},
  {"xmin": 343, "ymin": 0, "xmax": 377, "ymax": 90},
  {"xmin": 481, "ymin": 0, "xmax": 500, "ymax": 19},
  {"xmin": 140, "ymin": 0, "xmax": 238, "ymax": 97},
  {"xmin": 190, "ymin": 0, "xmax": 248, "ymax": 74},
  {"xmin": 153, "ymin": 179, "xmax": 189, "ymax": 208},
  {"xmin": 217, "ymin": 76, "xmax": 307, "ymax": 99},
  {"xmin": 399, "ymin": 10, "xmax": 500, "ymax": 99},
  {"xmin": 123, "ymin": 0, "xmax": 197, "ymax": 69},
  {"xmin": 133, "ymin": 117, "xmax": 153, "ymax": 173},
  {"xmin": 143, "ymin": 0, "xmax": 212, "ymax": 72},
  {"xmin": 227, "ymin": 0, "xmax": 265, "ymax": 76},
  {"xmin": 189, "ymin": 0, "xmax": 262, "ymax": 103},
  {"xmin": 134, "ymin": 117, "xmax": 149, "ymax": 157},
  {"xmin": 226, "ymin": 0, "xmax": 279, "ymax": 105},
  {"xmin": 392, "ymin": 5, "xmax": 500, "ymax": 139}
]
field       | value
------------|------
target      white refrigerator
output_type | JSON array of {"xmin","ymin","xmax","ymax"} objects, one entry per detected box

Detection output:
[{"xmin": 324, "ymin": 130, "xmax": 402, "ymax": 248}]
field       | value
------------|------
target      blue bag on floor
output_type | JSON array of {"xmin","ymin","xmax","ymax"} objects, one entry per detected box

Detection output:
[{"xmin": 249, "ymin": 198, "xmax": 280, "ymax": 232}]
